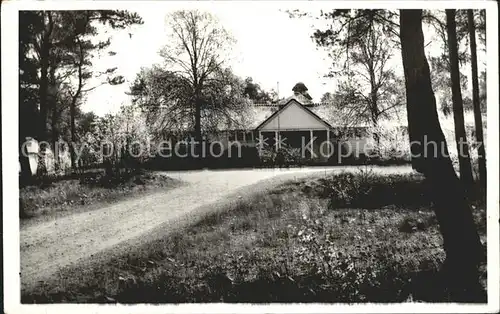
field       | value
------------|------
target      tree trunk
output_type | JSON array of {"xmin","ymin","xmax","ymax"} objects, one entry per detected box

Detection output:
[
  {"xmin": 446, "ymin": 9, "xmax": 475, "ymax": 188},
  {"xmin": 70, "ymin": 39, "xmax": 85, "ymax": 171},
  {"xmin": 39, "ymin": 54, "xmax": 49, "ymax": 141},
  {"xmin": 194, "ymin": 96, "xmax": 203, "ymax": 163},
  {"xmin": 19, "ymin": 107, "xmax": 34, "ymax": 180},
  {"xmin": 49, "ymin": 65, "xmax": 60, "ymax": 172},
  {"xmin": 51, "ymin": 107, "xmax": 60, "ymax": 171},
  {"xmin": 399, "ymin": 9, "xmax": 484, "ymax": 301},
  {"xmin": 70, "ymin": 100, "xmax": 77, "ymax": 171},
  {"xmin": 19, "ymin": 139, "xmax": 32, "ymax": 183},
  {"xmin": 195, "ymin": 99, "xmax": 202, "ymax": 143},
  {"xmin": 467, "ymin": 9, "xmax": 487, "ymax": 188},
  {"xmin": 38, "ymin": 11, "xmax": 54, "ymax": 142}
]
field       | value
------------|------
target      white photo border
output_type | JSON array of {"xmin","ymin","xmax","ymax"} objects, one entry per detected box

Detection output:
[{"xmin": 2, "ymin": 1, "xmax": 499, "ymax": 313}]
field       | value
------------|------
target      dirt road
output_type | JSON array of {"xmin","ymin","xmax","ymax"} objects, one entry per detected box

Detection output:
[{"xmin": 20, "ymin": 166, "xmax": 412, "ymax": 291}]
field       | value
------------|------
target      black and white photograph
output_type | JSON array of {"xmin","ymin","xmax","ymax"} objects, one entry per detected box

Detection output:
[{"xmin": 2, "ymin": 0, "xmax": 499, "ymax": 313}]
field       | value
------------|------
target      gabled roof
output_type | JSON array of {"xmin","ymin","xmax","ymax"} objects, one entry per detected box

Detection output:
[{"xmin": 255, "ymin": 98, "xmax": 333, "ymax": 131}]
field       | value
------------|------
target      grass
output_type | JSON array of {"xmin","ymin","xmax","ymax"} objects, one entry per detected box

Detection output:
[
  {"xmin": 21, "ymin": 169, "xmax": 487, "ymax": 303},
  {"xmin": 19, "ymin": 168, "xmax": 181, "ymax": 220}
]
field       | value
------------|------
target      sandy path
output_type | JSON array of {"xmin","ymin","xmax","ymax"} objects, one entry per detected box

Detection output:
[{"xmin": 20, "ymin": 166, "xmax": 412, "ymax": 291}]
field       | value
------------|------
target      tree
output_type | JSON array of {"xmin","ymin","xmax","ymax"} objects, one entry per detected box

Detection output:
[
  {"xmin": 429, "ymin": 55, "xmax": 469, "ymax": 116},
  {"xmin": 79, "ymin": 107, "xmax": 151, "ymax": 174},
  {"xmin": 467, "ymin": 9, "xmax": 487, "ymax": 188},
  {"xmin": 423, "ymin": 10, "xmax": 486, "ymax": 115},
  {"xmin": 19, "ymin": 10, "xmax": 143, "ymax": 173},
  {"xmin": 479, "ymin": 71, "xmax": 486, "ymax": 111},
  {"xmin": 129, "ymin": 65, "xmax": 193, "ymax": 135},
  {"xmin": 423, "ymin": 10, "xmax": 488, "ymax": 185},
  {"xmin": 289, "ymin": 7, "xmax": 485, "ymax": 300},
  {"xmin": 199, "ymin": 67, "xmax": 254, "ymax": 132},
  {"xmin": 113, "ymin": 104, "xmax": 152, "ymax": 169},
  {"xmin": 129, "ymin": 65, "xmax": 252, "ymax": 140},
  {"xmin": 311, "ymin": 10, "xmax": 403, "ymax": 128},
  {"xmin": 159, "ymin": 10, "xmax": 235, "ymax": 147},
  {"xmin": 243, "ymin": 77, "xmax": 272, "ymax": 103},
  {"xmin": 446, "ymin": 9, "xmax": 474, "ymax": 188},
  {"xmin": 19, "ymin": 11, "xmax": 44, "ymax": 178},
  {"xmin": 400, "ymin": 9, "xmax": 483, "ymax": 301},
  {"xmin": 475, "ymin": 10, "xmax": 486, "ymax": 46},
  {"xmin": 59, "ymin": 11, "xmax": 142, "ymax": 170},
  {"xmin": 320, "ymin": 92, "xmax": 334, "ymax": 104},
  {"xmin": 423, "ymin": 10, "xmax": 471, "ymax": 64},
  {"xmin": 77, "ymin": 111, "xmax": 98, "ymax": 137},
  {"xmin": 20, "ymin": 11, "xmax": 141, "ymax": 141}
]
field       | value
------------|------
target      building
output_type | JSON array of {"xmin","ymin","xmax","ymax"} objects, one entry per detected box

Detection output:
[{"xmin": 198, "ymin": 87, "xmax": 373, "ymax": 164}]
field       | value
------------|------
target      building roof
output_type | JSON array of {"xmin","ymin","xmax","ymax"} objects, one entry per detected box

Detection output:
[
  {"xmin": 234, "ymin": 104, "xmax": 342, "ymax": 130},
  {"xmin": 255, "ymin": 98, "xmax": 333, "ymax": 131},
  {"xmin": 215, "ymin": 88, "xmax": 407, "ymax": 131},
  {"xmin": 220, "ymin": 100, "xmax": 379, "ymax": 131}
]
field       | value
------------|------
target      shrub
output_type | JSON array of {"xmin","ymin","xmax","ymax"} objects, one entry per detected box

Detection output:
[
  {"xmin": 327, "ymin": 171, "xmax": 374, "ymax": 208},
  {"xmin": 398, "ymin": 216, "xmax": 428, "ymax": 233},
  {"xmin": 274, "ymin": 145, "xmax": 302, "ymax": 166},
  {"xmin": 19, "ymin": 169, "xmax": 177, "ymax": 218},
  {"xmin": 291, "ymin": 170, "xmax": 430, "ymax": 210},
  {"xmin": 366, "ymin": 126, "xmax": 411, "ymax": 163}
]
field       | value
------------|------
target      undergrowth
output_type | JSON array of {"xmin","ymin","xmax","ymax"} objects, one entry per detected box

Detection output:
[
  {"xmin": 19, "ymin": 169, "xmax": 179, "ymax": 219},
  {"xmin": 22, "ymin": 170, "xmax": 487, "ymax": 303}
]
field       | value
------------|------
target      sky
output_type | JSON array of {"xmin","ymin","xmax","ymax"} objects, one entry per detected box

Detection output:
[
  {"xmin": 84, "ymin": 5, "xmax": 336, "ymax": 116},
  {"xmin": 83, "ymin": 4, "xmax": 486, "ymax": 116}
]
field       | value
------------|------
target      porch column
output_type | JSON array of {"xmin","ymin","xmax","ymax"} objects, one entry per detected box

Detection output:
[
  {"xmin": 326, "ymin": 128, "xmax": 330, "ymax": 157},
  {"xmin": 250, "ymin": 131, "xmax": 254, "ymax": 143},
  {"xmin": 243, "ymin": 131, "xmax": 246, "ymax": 143},
  {"xmin": 275, "ymin": 130, "xmax": 279, "ymax": 150},
  {"xmin": 310, "ymin": 129, "xmax": 314, "ymax": 159},
  {"xmin": 259, "ymin": 131, "xmax": 263, "ymax": 155}
]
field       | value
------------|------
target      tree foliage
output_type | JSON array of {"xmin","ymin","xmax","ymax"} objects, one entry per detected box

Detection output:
[
  {"xmin": 243, "ymin": 77, "xmax": 274, "ymax": 103},
  {"xmin": 78, "ymin": 105, "xmax": 151, "ymax": 170},
  {"xmin": 429, "ymin": 55, "xmax": 469, "ymax": 115},
  {"xmin": 19, "ymin": 10, "xmax": 143, "ymax": 140},
  {"xmin": 320, "ymin": 92, "xmax": 334, "ymax": 104},
  {"xmin": 129, "ymin": 65, "xmax": 253, "ymax": 140},
  {"xmin": 424, "ymin": 9, "xmax": 486, "ymax": 115},
  {"xmin": 307, "ymin": 10, "xmax": 404, "ymax": 127},
  {"xmin": 311, "ymin": 9, "xmax": 400, "ymax": 67},
  {"xmin": 19, "ymin": 10, "xmax": 143, "ymax": 174},
  {"xmin": 158, "ymin": 10, "xmax": 236, "ymax": 141}
]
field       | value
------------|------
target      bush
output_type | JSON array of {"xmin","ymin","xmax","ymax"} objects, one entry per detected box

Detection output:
[
  {"xmin": 365, "ymin": 126, "xmax": 411, "ymax": 164},
  {"xmin": 293, "ymin": 169, "xmax": 429, "ymax": 210},
  {"xmin": 19, "ymin": 169, "xmax": 177, "ymax": 218},
  {"xmin": 398, "ymin": 216, "xmax": 428, "ymax": 233},
  {"xmin": 326, "ymin": 171, "xmax": 374, "ymax": 208},
  {"xmin": 274, "ymin": 146, "xmax": 302, "ymax": 167},
  {"xmin": 335, "ymin": 172, "xmax": 428, "ymax": 209}
]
